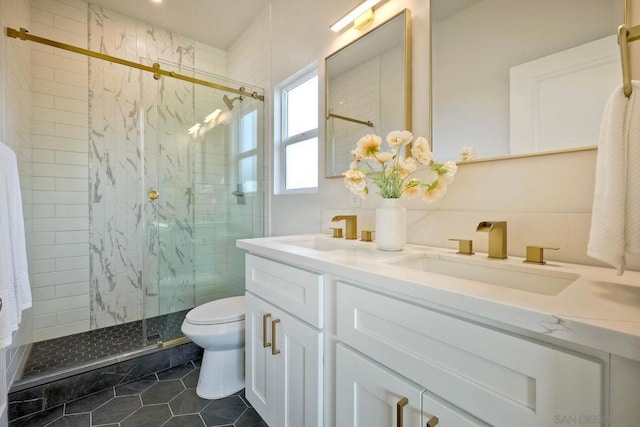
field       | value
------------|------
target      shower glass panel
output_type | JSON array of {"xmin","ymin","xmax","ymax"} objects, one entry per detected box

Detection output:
[{"xmin": 142, "ymin": 61, "xmax": 265, "ymax": 346}]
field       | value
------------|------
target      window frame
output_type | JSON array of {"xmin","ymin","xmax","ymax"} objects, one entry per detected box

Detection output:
[{"xmin": 274, "ymin": 64, "xmax": 319, "ymax": 195}]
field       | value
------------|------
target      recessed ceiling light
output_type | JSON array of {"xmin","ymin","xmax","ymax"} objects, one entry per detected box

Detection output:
[{"xmin": 151, "ymin": 0, "xmax": 162, "ymax": 3}]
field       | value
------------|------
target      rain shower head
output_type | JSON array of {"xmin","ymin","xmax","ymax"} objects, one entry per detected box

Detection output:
[
  {"xmin": 223, "ymin": 94, "xmax": 235, "ymax": 110},
  {"xmin": 223, "ymin": 88, "xmax": 245, "ymax": 111}
]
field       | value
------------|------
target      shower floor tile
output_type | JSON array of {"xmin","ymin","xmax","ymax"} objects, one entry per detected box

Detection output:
[
  {"xmin": 9, "ymin": 361, "xmax": 268, "ymax": 427},
  {"xmin": 19, "ymin": 310, "xmax": 190, "ymax": 383}
]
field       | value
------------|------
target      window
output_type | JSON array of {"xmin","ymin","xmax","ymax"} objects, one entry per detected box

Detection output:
[{"xmin": 276, "ymin": 66, "xmax": 318, "ymax": 193}]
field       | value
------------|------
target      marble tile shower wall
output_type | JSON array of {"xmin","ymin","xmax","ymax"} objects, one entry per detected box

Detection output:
[{"xmin": 87, "ymin": 5, "xmax": 230, "ymax": 324}]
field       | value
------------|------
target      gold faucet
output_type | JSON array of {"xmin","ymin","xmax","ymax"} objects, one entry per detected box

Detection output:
[
  {"xmin": 331, "ymin": 215, "xmax": 357, "ymax": 240},
  {"xmin": 476, "ymin": 221, "xmax": 507, "ymax": 259}
]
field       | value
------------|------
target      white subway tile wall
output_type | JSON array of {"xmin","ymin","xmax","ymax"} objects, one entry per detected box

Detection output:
[
  {"xmin": 2, "ymin": 0, "xmax": 34, "ymax": 403},
  {"xmin": 28, "ymin": 0, "xmax": 89, "ymax": 342}
]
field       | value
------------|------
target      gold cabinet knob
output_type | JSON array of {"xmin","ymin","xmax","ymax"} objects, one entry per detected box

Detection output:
[
  {"xmin": 148, "ymin": 190, "xmax": 159, "ymax": 200},
  {"xmin": 426, "ymin": 415, "xmax": 439, "ymax": 427}
]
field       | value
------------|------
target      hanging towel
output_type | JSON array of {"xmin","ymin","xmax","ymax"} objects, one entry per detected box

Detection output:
[
  {"xmin": 0, "ymin": 142, "xmax": 32, "ymax": 348},
  {"xmin": 587, "ymin": 81, "xmax": 640, "ymax": 274}
]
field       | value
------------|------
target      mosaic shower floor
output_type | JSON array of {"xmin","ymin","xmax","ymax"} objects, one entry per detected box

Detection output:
[
  {"xmin": 18, "ymin": 310, "xmax": 190, "ymax": 384},
  {"xmin": 9, "ymin": 360, "xmax": 268, "ymax": 427}
]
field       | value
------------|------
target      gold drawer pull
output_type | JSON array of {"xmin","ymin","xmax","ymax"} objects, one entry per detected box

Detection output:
[
  {"xmin": 271, "ymin": 319, "xmax": 281, "ymax": 355},
  {"xmin": 262, "ymin": 313, "xmax": 272, "ymax": 348},
  {"xmin": 397, "ymin": 397, "xmax": 409, "ymax": 427},
  {"xmin": 426, "ymin": 415, "xmax": 439, "ymax": 427}
]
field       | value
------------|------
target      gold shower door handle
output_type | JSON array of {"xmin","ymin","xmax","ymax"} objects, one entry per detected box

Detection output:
[
  {"xmin": 148, "ymin": 189, "xmax": 159, "ymax": 200},
  {"xmin": 262, "ymin": 313, "xmax": 272, "ymax": 348},
  {"xmin": 397, "ymin": 397, "xmax": 409, "ymax": 427},
  {"xmin": 271, "ymin": 319, "xmax": 281, "ymax": 355},
  {"xmin": 426, "ymin": 415, "xmax": 439, "ymax": 427}
]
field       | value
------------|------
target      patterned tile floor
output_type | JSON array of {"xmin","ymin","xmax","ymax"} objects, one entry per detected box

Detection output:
[
  {"xmin": 19, "ymin": 310, "xmax": 190, "ymax": 383},
  {"xmin": 10, "ymin": 360, "xmax": 268, "ymax": 427}
]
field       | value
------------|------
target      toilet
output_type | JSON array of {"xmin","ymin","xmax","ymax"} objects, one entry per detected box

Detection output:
[{"xmin": 181, "ymin": 295, "xmax": 245, "ymax": 399}]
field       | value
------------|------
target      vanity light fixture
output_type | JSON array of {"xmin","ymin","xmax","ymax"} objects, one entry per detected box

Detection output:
[
  {"xmin": 151, "ymin": 0, "xmax": 162, "ymax": 3},
  {"xmin": 330, "ymin": 0, "xmax": 383, "ymax": 32}
]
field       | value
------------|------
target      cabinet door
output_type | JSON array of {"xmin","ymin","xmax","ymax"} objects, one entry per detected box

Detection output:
[
  {"xmin": 273, "ymin": 309, "xmax": 323, "ymax": 427},
  {"xmin": 336, "ymin": 344, "xmax": 423, "ymax": 427},
  {"xmin": 245, "ymin": 293, "xmax": 276, "ymax": 426},
  {"xmin": 422, "ymin": 390, "xmax": 489, "ymax": 427}
]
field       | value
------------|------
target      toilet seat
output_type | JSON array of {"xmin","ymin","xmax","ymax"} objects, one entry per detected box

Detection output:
[{"xmin": 185, "ymin": 296, "xmax": 245, "ymax": 325}]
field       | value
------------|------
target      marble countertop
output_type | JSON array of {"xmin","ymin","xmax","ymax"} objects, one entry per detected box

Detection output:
[{"xmin": 237, "ymin": 234, "xmax": 640, "ymax": 362}]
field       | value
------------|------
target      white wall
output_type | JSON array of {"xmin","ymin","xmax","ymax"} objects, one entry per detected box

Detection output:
[{"xmin": 268, "ymin": 0, "xmax": 639, "ymax": 270}]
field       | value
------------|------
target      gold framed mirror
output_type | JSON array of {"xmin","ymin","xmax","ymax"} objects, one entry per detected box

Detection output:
[
  {"xmin": 430, "ymin": 0, "xmax": 622, "ymax": 164},
  {"xmin": 325, "ymin": 8, "xmax": 412, "ymax": 178}
]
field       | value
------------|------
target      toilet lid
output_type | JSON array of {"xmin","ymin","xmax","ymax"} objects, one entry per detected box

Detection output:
[{"xmin": 185, "ymin": 296, "xmax": 245, "ymax": 325}]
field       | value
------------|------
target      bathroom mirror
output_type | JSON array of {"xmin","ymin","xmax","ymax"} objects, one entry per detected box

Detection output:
[
  {"xmin": 325, "ymin": 9, "xmax": 412, "ymax": 177},
  {"xmin": 430, "ymin": 0, "xmax": 623, "ymax": 163}
]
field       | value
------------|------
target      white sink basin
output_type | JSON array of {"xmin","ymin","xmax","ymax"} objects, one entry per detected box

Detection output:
[{"xmin": 389, "ymin": 254, "xmax": 579, "ymax": 296}]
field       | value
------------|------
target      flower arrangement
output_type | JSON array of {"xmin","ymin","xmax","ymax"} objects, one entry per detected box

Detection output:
[{"xmin": 343, "ymin": 130, "xmax": 457, "ymax": 202}]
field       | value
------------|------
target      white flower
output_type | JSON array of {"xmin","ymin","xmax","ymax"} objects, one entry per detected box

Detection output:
[
  {"xmin": 403, "ymin": 179, "xmax": 422, "ymax": 199},
  {"xmin": 422, "ymin": 178, "xmax": 447, "ymax": 203},
  {"xmin": 342, "ymin": 130, "xmax": 456, "ymax": 201},
  {"xmin": 411, "ymin": 137, "xmax": 433, "ymax": 165},
  {"xmin": 459, "ymin": 146, "xmax": 477, "ymax": 162},
  {"xmin": 343, "ymin": 169, "xmax": 367, "ymax": 193},
  {"xmin": 438, "ymin": 161, "xmax": 458, "ymax": 182},
  {"xmin": 351, "ymin": 134, "xmax": 382, "ymax": 159},
  {"xmin": 386, "ymin": 130, "xmax": 413, "ymax": 147},
  {"xmin": 397, "ymin": 157, "xmax": 417, "ymax": 177},
  {"xmin": 374, "ymin": 151, "xmax": 395, "ymax": 164}
]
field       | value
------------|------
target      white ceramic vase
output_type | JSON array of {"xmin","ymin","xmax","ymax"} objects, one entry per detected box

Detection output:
[{"xmin": 375, "ymin": 198, "xmax": 406, "ymax": 251}]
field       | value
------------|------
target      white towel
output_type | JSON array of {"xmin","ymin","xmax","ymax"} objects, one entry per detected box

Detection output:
[
  {"xmin": 588, "ymin": 81, "xmax": 640, "ymax": 274},
  {"xmin": 0, "ymin": 142, "xmax": 32, "ymax": 348}
]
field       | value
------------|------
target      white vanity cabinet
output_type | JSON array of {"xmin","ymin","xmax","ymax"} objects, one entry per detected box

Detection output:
[
  {"xmin": 336, "ymin": 282, "xmax": 603, "ymax": 427},
  {"xmin": 336, "ymin": 343, "xmax": 486, "ymax": 427},
  {"xmin": 245, "ymin": 254, "xmax": 323, "ymax": 427},
  {"xmin": 238, "ymin": 236, "xmax": 640, "ymax": 427}
]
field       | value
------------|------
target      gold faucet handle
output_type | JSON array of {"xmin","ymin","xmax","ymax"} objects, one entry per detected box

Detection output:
[
  {"xmin": 449, "ymin": 238, "xmax": 474, "ymax": 255},
  {"xmin": 524, "ymin": 245, "xmax": 559, "ymax": 265},
  {"xmin": 330, "ymin": 227, "xmax": 343, "ymax": 238},
  {"xmin": 360, "ymin": 230, "xmax": 374, "ymax": 242}
]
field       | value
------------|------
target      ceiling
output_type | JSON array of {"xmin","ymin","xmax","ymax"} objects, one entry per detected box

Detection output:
[{"xmin": 87, "ymin": 0, "xmax": 269, "ymax": 49}]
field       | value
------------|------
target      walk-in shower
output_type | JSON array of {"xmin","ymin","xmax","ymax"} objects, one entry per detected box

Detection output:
[{"xmin": 6, "ymin": 26, "xmax": 265, "ymax": 391}]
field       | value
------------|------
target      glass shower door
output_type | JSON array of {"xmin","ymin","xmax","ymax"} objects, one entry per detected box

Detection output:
[
  {"xmin": 142, "ymin": 62, "xmax": 197, "ymax": 345},
  {"xmin": 141, "ymin": 61, "xmax": 265, "ymax": 347}
]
